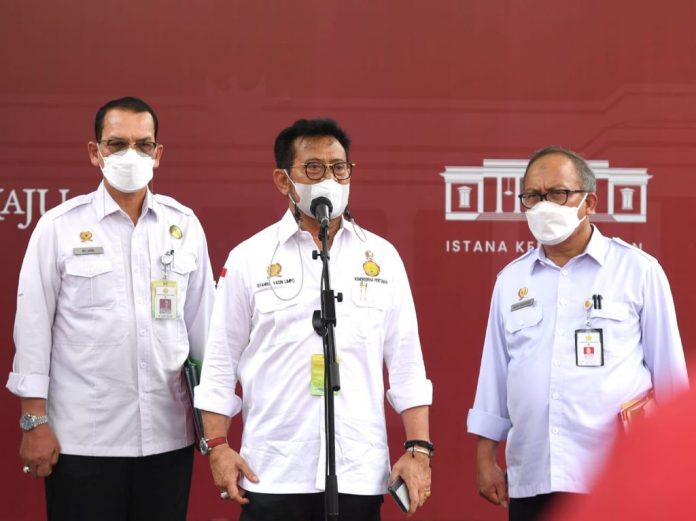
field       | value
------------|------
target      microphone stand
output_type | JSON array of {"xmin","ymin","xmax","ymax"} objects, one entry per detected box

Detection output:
[{"xmin": 312, "ymin": 219, "xmax": 342, "ymax": 521}]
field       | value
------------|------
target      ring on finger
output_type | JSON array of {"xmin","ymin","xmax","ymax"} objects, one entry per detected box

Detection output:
[
  {"xmin": 220, "ymin": 490, "xmax": 230, "ymax": 500},
  {"xmin": 22, "ymin": 465, "xmax": 30, "ymax": 475},
  {"xmin": 424, "ymin": 489, "xmax": 432, "ymax": 497}
]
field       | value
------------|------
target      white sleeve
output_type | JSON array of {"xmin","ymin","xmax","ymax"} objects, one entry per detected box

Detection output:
[
  {"xmin": 383, "ymin": 250, "xmax": 433, "ymax": 414},
  {"xmin": 7, "ymin": 216, "xmax": 60, "ymax": 398},
  {"xmin": 467, "ymin": 277, "xmax": 513, "ymax": 441},
  {"xmin": 183, "ymin": 215, "xmax": 215, "ymax": 363},
  {"xmin": 640, "ymin": 260, "xmax": 689, "ymax": 402},
  {"xmin": 194, "ymin": 249, "xmax": 250, "ymax": 418}
]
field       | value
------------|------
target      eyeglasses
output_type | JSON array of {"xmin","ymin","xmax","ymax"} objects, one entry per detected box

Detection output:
[
  {"xmin": 289, "ymin": 161, "xmax": 354, "ymax": 181},
  {"xmin": 518, "ymin": 189, "xmax": 588, "ymax": 209},
  {"xmin": 98, "ymin": 139, "xmax": 159, "ymax": 157}
]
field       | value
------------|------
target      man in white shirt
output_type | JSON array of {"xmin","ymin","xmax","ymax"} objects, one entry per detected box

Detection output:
[
  {"xmin": 7, "ymin": 96, "xmax": 215, "ymax": 521},
  {"xmin": 194, "ymin": 118, "xmax": 433, "ymax": 520},
  {"xmin": 467, "ymin": 146, "xmax": 689, "ymax": 521}
]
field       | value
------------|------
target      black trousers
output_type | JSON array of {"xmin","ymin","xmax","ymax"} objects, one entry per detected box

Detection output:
[
  {"xmin": 44, "ymin": 445, "xmax": 194, "ymax": 521},
  {"xmin": 509, "ymin": 492, "xmax": 578, "ymax": 521},
  {"xmin": 240, "ymin": 492, "xmax": 384, "ymax": 521}
]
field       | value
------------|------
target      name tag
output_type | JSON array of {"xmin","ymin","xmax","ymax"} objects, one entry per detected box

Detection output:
[
  {"xmin": 511, "ymin": 298, "xmax": 535, "ymax": 312},
  {"xmin": 73, "ymin": 246, "xmax": 104, "ymax": 255}
]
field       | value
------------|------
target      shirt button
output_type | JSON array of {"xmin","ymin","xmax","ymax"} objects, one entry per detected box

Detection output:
[
  {"xmin": 561, "ymin": 269, "xmax": 568, "ymax": 276},
  {"xmin": 558, "ymin": 298, "xmax": 567, "ymax": 306},
  {"xmin": 140, "ymin": 362, "xmax": 146, "ymax": 369},
  {"xmin": 552, "ymin": 392, "xmax": 560, "ymax": 400},
  {"xmin": 557, "ymin": 329, "xmax": 565, "ymax": 336},
  {"xmin": 139, "ymin": 329, "xmax": 146, "ymax": 337},
  {"xmin": 553, "ymin": 360, "xmax": 561, "ymax": 367},
  {"xmin": 551, "ymin": 427, "xmax": 560, "ymax": 434}
]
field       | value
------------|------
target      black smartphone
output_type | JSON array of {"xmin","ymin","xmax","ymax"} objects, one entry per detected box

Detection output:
[{"xmin": 388, "ymin": 476, "xmax": 410, "ymax": 513}]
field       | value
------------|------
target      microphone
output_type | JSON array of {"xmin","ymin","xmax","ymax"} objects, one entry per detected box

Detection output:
[{"xmin": 310, "ymin": 197, "xmax": 333, "ymax": 228}]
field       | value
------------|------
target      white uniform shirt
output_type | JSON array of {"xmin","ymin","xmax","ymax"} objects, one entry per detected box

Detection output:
[
  {"xmin": 7, "ymin": 182, "xmax": 215, "ymax": 457},
  {"xmin": 195, "ymin": 210, "xmax": 432, "ymax": 495},
  {"xmin": 467, "ymin": 226, "xmax": 689, "ymax": 497}
]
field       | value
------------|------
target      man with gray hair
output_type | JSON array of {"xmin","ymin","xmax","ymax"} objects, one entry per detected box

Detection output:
[{"xmin": 467, "ymin": 146, "xmax": 688, "ymax": 521}]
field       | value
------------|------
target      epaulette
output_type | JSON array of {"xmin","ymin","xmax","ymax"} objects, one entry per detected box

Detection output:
[
  {"xmin": 611, "ymin": 237, "xmax": 655, "ymax": 261},
  {"xmin": 497, "ymin": 247, "xmax": 537, "ymax": 277},
  {"xmin": 43, "ymin": 193, "xmax": 93, "ymax": 220},
  {"xmin": 153, "ymin": 194, "xmax": 194, "ymax": 216}
]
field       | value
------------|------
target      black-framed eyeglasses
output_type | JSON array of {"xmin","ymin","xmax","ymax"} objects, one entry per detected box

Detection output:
[
  {"xmin": 518, "ymin": 189, "xmax": 588, "ymax": 209},
  {"xmin": 98, "ymin": 139, "xmax": 159, "ymax": 157},
  {"xmin": 289, "ymin": 161, "xmax": 354, "ymax": 181}
]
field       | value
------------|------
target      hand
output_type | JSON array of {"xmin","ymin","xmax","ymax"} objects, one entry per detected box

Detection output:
[
  {"xmin": 389, "ymin": 451, "xmax": 432, "ymax": 516},
  {"xmin": 476, "ymin": 458, "xmax": 508, "ymax": 508},
  {"xmin": 20, "ymin": 424, "xmax": 60, "ymax": 478},
  {"xmin": 210, "ymin": 445, "xmax": 259, "ymax": 505}
]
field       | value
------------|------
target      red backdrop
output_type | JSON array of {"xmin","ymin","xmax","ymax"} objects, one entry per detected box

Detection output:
[{"xmin": 1, "ymin": 1, "xmax": 695, "ymax": 519}]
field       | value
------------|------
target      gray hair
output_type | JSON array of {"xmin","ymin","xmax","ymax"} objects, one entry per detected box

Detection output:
[{"xmin": 523, "ymin": 146, "xmax": 597, "ymax": 192}]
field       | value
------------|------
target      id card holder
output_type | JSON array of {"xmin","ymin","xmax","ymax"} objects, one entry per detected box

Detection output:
[
  {"xmin": 575, "ymin": 328, "xmax": 604, "ymax": 367},
  {"xmin": 151, "ymin": 280, "xmax": 178, "ymax": 319}
]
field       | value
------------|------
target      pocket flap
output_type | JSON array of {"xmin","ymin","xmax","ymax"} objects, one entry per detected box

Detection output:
[
  {"xmin": 171, "ymin": 254, "xmax": 197, "ymax": 275},
  {"xmin": 592, "ymin": 301, "xmax": 629, "ymax": 321},
  {"xmin": 504, "ymin": 305, "xmax": 543, "ymax": 334},
  {"xmin": 64, "ymin": 256, "xmax": 113, "ymax": 278}
]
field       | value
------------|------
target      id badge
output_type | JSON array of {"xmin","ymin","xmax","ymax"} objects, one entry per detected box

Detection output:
[
  {"xmin": 151, "ymin": 280, "xmax": 178, "ymax": 319},
  {"xmin": 310, "ymin": 354, "xmax": 325, "ymax": 396},
  {"xmin": 575, "ymin": 328, "xmax": 604, "ymax": 367},
  {"xmin": 309, "ymin": 354, "xmax": 340, "ymax": 396}
]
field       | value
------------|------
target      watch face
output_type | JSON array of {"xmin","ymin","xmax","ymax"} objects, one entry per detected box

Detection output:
[
  {"xmin": 20, "ymin": 414, "xmax": 35, "ymax": 430},
  {"xmin": 199, "ymin": 438, "xmax": 208, "ymax": 455}
]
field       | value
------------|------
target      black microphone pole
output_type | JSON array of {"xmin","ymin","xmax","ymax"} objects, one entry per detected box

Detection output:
[{"xmin": 310, "ymin": 197, "xmax": 341, "ymax": 521}]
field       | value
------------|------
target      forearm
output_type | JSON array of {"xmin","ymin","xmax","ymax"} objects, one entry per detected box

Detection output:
[
  {"xmin": 400, "ymin": 405, "xmax": 430, "ymax": 440},
  {"xmin": 201, "ymin": 410, "xmax": 231, "ymax": 439},
  {"xmin": 20, "ymin": 397, "xmax": 48, "ymax": 415},
  {"xmin": 476, "ymin": 436, "xmax": 500, "ymax": 466}
]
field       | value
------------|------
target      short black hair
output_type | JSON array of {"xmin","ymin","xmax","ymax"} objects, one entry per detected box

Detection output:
[
  {"xmin": 94, "ymin": 96, "xmax": 159, "ymax": 141},
  {"xmin": 523, "ymin": 145, "xmax": 597, "ymax": 191},
  {"xmin": 274, "ymin": 118, "xmax": 350, "ymax": 169}
]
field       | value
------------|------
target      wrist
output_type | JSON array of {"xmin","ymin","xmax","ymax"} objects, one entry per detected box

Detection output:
[{"xmin": 404, "ymin": 439, "xmax": 434, "ymax": 465}]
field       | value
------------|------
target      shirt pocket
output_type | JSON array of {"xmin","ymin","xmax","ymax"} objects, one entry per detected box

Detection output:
[
  {"xmin": 590, "ymin": 301, "xmax": 633, "ymax": 356},
  {"xmin": 503, "ymin": 305, "xmax": 543, "ymax": 359},
  {"xmin": 253, "ymin": 289, "xmax": 304, "ymax": 346},
  {"xmin": 152, "ymin": 253, "xmax": 197, "ymax": 343},
  {"xmin": 349, "ymin": 282, "xmax": 390, "ymax": 343},
  {"xmin": 63, "ymin": 256, "xmax": 116, "ymax": 309},
  {"xmin": 169, "ymin": 253, "xmax": 198, "ymax": 299}
]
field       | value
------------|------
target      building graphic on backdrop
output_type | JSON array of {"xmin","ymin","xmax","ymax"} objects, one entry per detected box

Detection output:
[{"xmin": 441, "ymin": 159, "xmax": 651, "ymax": 222}]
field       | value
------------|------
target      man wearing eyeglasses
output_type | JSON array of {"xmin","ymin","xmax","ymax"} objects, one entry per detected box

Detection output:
[
  {"xmin": 194, "ymin": 118, "xmax": 433, "ymax": 520},
  {"xmin": 466, "ymin": 146, "xmax": 689, "ymax": 521},
  {"xmin": 7, "ymin": 96, "xmax": 215, "ymax": 520}
]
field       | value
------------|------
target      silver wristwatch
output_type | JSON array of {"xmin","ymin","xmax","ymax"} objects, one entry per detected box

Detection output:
[{"xmin": 19, "ymin": 413, "xmax": 49, "ymax": 431}]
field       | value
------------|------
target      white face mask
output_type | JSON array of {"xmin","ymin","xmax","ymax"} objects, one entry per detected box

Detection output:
[
  {"xmin": 285, "ymin": 170, "xmax": 350, "ymax": 220},
  {"xmin": 98, "ymin": 147, "xmax": 154, "ymax": 194},
  {"xmin": 525, "ymin": 193, "xmax": 588, "ymax": 246}
]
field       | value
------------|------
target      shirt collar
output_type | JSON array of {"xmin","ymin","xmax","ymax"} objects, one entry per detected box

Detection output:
[
  {"xmin": 531, "ymin": 225, "xmax": 607, "ymax": 274},
  {"xmin": 276, "ymin": 209, "xmax": 350, "ymax": 245},
  {"xmin": 93, "ymin": 181, "xmax": 157, "ymax": 222}
]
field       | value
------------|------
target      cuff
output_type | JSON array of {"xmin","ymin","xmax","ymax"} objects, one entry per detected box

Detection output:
[
  {"xmin": 466, "ymin": 408, "xmax": 511, "ymax": 441},
  {"xmin": 194, "ymin": 383, "xmax": 242, "ymax": 418},
  {"xmin": 6, "ymin": 372, "xmax": 50, "ymax": 398},
  {"xmin": 386, "ymin": 378, "xmax": 433, "ymax": 414}
]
